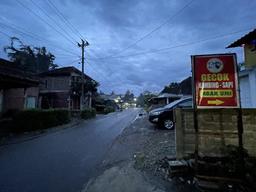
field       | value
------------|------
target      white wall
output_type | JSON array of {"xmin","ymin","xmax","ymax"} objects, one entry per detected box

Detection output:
[{"xmin": 239, "ymin": 67, "xmax": 256, "ymax": 108}]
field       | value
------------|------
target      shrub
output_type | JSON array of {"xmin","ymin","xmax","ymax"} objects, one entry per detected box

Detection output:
[
  {"xmin": 12, "ymin": 109, "xmax": 70, "ymax": 133},
  {"xmin": 104, "ymin": 106, "xmax": 115, "ymax": 114},
  {"xmin": 81, "ymin": 108, "xmax": 96, "ymax": 119},
  {"xmin": 55, "ymin": 109, "xmax": 71, "ymax": 124},
  {"xmin": 2, "ymin": 109, "xmax": 20, "ymax": 118}
]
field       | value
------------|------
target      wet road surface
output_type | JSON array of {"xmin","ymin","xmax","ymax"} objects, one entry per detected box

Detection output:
[{"xmin": 0, "ymin": 108, "xmax": 140, "ymax": 192}]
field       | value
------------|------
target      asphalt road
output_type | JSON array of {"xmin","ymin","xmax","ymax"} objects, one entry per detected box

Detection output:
[{"xmin": 0, "ymin": 108, "xmax": 140, "ymax": 192}]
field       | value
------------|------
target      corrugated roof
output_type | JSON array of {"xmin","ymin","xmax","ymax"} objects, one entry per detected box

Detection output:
[{"xmin": 227, "ymin": 29, "xmax": 256, "ymax": 48}]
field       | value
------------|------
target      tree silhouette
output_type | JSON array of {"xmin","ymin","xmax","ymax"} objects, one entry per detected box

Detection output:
[{"xmin": 4, "ymin": 37, "xmax": 57, "ymax": 73}]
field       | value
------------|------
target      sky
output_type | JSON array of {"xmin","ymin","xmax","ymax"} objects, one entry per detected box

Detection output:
[{"xmin": 0, "ymin": 0, "xmax": 255, "ymax": 95}]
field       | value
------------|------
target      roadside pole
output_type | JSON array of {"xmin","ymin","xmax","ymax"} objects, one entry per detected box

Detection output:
[
  {"xmin": 191, "ymin": 55, "xmax": 199, "ymax": 173},
  {"xmin": 78, "ymin": 39, "xmax": 89, "ymax": 110},
  {"xmin": 234, "ymin": 54, "xmax": 245, "ymax": 177}
]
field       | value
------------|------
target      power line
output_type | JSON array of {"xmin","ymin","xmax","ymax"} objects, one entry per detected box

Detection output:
[
  {"xmin": 46, "ymin": 0, "xmax": 105, "ymax": 59},
  {"xmin": 47, "ymin": 0, "xmax": 112, "ymax": 74},
  {"xmin": 45, "ymin": 0, "xmax": 106, "ymax": 63},
  {"xmin": 0, "ymin": 26, "xmax": 80, "ymax": 61},
  {"xmin": 54, "ymin": 53, "xmax": 79, "ymax": 57},
  {"xmin": 88, "ymin": 27, "xmax": 254, "ymax": 60},
  {"xmin": 86, "ymin": 49, "xmax": 125, "ymax": 83},
  {"xmin": 85, "ymin": 60, "xmax": 126, "ymax": 90},
  {"xmin": 0, "ymin": 30, "xmax": 79, "ymax": 67},
  {"xmin": 85, "ymin": 63, "xmax": 105, "ymax": 83},
  {"xmin": 61, "ymin": 58, "xmax": 81, "ymax": 67},
  {"xmin": 15, "ymin": 0, "xmax": 76, "ymax": 46},
  {"xmin": 29, "ymin": 0, "xmax": 78, "ymax": 43},
  {"xmin": 46, "ymin": 0, "xmax": 85, "ymax": 40},
  {"xmin": 0, "ymin": 24, "xmax": 79, "ymax": 57},
  {"xmin": 0, "ymin": 22, "xmax": 79, "ymax": 56},
  {"xmin": 105, "ymin": 0, "xmax": 195, "ymax": 58},
  {"xmin": 0, "ymin": 30, "xmax": 11, "ymax": 38},
  {"xmin": 85, "ymin": 59, "xmax": 112, "ymax": 83}
]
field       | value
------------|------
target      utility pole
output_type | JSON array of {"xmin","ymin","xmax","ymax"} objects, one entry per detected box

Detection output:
[{"xmin": 78, "ymin": 39, "xmax": 89, "ymax": 110}]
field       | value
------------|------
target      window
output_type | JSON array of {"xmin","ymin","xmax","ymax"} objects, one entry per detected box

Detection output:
[
  {"xmin": 177, "ymin": 100, "xmax": 192, "ymax": 108},
  {"xmin": 26, "ymin": 97, "xmax": 36, "ymax": 109}
]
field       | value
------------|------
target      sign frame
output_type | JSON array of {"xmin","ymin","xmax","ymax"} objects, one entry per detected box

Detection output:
[{"xmin": 191, "ymin": 53, "xmax": 240, "ymax": 109}]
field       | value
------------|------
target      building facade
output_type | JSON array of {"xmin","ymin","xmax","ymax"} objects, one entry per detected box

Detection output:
[
  {"xmin": 0, "ymin": 59, "xmax": 39, "ymax": 115},
  {"xmin": 227, "ymin": 29, "xmax": 256, "ymax": 108},
  {"xmin": 39, "ymin": 67, "xmax": 96, "ymax": 110}
]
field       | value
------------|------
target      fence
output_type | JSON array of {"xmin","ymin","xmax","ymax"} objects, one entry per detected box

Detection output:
[{"xmin": 175, "ymin": 108, "xmax": 256, "ymax": 159}]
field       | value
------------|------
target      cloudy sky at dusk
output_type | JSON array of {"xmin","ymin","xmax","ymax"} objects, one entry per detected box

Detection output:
[{"xmin": 0, "ymin": 0, "xmax": 255, "ymax": 95}]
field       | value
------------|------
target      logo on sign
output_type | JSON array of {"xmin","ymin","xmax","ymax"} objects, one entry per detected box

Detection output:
[{"xmin": 207, "ymin": 58, "xmax": 224, "ymax": 73}]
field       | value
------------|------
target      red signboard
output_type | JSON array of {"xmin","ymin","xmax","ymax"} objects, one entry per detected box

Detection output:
[{"xmin": 192, "ymin": 53, "xmax": 239, "ymax": 108}]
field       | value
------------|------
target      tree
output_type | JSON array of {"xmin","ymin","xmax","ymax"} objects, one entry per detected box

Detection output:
[
  {"xmin": 161, "ymin": 82, "xmax": 180, "ymax": 94},
  {"xmin": 136, "ymin": 91, "xmax": 157, "ymax": 108},
  {"xmin": 71, "ymin": 78, "xmax": 99, "ymax": 96},
  {"xmin": 136, "ymin": 93, "xmax": 145, "ymax": 107},
  {"xmin": 4, "ymin": 37, "xmax": 57, "ymax": 73},
  {"xmin": 123, "ymin": 90, "xmax": 134, "ymax": 102},
  {"xmin": 84, "ymin": 80, "xmax": 99, "ymax": 94}
]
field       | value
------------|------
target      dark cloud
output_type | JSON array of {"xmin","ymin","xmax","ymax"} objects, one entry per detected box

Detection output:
[{"xmin": 0, "ymin": 0, "xmax": 255, "ymax": 95}]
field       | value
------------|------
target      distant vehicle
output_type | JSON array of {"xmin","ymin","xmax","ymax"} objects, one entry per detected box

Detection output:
[{"xmin": 148, "ymin": 97, "xmax": 192, "ymax": 130}]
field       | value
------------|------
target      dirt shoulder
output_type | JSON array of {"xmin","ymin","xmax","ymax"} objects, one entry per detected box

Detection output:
[{"xmin": 82, "ymin": 111, "xmax": 196, "ymax": 192}]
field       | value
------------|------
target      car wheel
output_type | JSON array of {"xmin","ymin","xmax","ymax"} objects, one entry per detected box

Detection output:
[{"xmin": 163, "ymin": 119, "xmax": 174, "ymax": 130}]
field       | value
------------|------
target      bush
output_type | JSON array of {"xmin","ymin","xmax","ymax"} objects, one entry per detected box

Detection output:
[
  {"xmin": 2, "ymin": 109, "xmax": 20, "ymax": 118},
  {"xmin": 104, "ymin": 106, "xmax": 115, "ymax": 114},
  {"xmin": 12, "ymin": 109, "xmax": 70, "ymax": 133},
  {"xmin": 81, "ymin": 108, "xmax": 96, "ymax": 119}
]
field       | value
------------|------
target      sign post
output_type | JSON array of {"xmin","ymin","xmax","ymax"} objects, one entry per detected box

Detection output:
[
  {"xmin": 191, "ymin": 53, "xmax": 243, "ymax": 174},
  {"xmin": 192, "ymin": 53, "xmax": 239, "ymax": 108}
]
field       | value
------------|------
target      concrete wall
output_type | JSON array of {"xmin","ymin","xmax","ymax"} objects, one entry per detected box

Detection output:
[{"xmin": 175, "ymin": 108, "xmax": 256, "ymax": 159}]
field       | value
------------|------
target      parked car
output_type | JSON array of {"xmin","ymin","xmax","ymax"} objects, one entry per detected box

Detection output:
[{"xmin": 148, "ymin": 97, "xmax": 192, "ymax": 129}]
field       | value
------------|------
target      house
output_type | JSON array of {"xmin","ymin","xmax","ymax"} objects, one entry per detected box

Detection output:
[
  {"xmin": 39, "ymin": 66, "xmax": 97, "ymax": 110},
  {"xmin": 149, "ymin": 93, "xmax": 182, "ymax": 109},
  {"xmin": 0, "ymin": 58, "xmax": 39, "ymax": 115},
  {"xmin": 227, "ymin": 29, "xmax": 256, "ymax": 108},
  {"xmin": 149, "ymin": 77, "xmax": 192, "ymax": 109}
]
